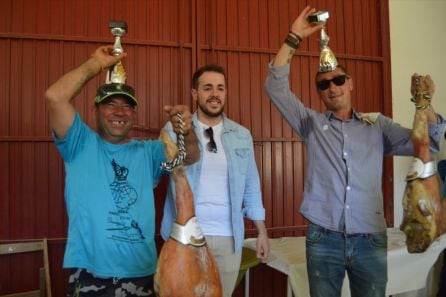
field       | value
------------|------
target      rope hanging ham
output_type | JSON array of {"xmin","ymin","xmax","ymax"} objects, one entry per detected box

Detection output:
[{"xmin": 160, "ymin": 112, "xmax": 187, "ymax": 172}]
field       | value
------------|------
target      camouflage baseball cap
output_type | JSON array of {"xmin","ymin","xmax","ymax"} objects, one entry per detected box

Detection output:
[{"xmin": 95, "ymin": 83, "xmax": 138, "ymax": 106}]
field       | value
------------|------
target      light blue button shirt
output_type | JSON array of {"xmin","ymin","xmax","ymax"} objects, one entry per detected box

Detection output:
[
  {"xmin": 265, "ymin": 63, "xmax": 446, "ymax": 234},
  {"xmin": 160, "ymin": 113, "xmax": 265, "ymax": 251}
]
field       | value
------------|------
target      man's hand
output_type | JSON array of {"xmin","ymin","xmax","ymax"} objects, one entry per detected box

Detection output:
[
  {"xmin": 410, "ymin": 73, "xmax": 438, "ymax": 124},
  {"xmin": 90, "ymin": 45, "xmax": 127, "ymax": 72},
  {"xmin": 410, "ymin": 73, "xmax": 435, "ymax": 98},
  {"xmin": 290, "ymin": 6, "xmax": 324, "ymax": 40},
  {"xmin": 254, "ymin": 220, "xmax": 269, "ymax": 262},
  {"xmin": 164, "ymin": 105, "xmax": 199, "ymax": 164},
  {"xmin": 272, "ymin": 6, "xmax": 324, "ymax": 67},
  {"xmin": 256, "ymin": 232, "xmax": 269, "ymax": 262},
  {"xmin": 164, "ymin": 105, "xmax": 193, "ymax": 135}
]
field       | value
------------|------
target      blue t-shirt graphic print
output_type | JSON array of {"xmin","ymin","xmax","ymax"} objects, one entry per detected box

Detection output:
[{"xmin": 107, "ymin": 159, "xmax": 145, "ymax": 242}]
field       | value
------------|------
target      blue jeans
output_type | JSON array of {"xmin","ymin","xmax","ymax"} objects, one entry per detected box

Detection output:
[{"xmin": 306, "ymin": 223, "xmax": 388, "ymax": 297}]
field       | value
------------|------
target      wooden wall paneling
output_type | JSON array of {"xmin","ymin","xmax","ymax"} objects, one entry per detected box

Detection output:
[
  {"xmin": 355, "ymin": 61, "xmax": 365, "ymax": 111},
  {"xmin": 34, "ymin": 143, "xmax": 50, "ymax": 236},
  {"xmin": 148, "ymin": 46, "xmax": 161, "ymax": 128},
  {"xmin": 47, "ymin": 145, "xmax": 68, "ymax": 238},
  {"xmin": 0, "ymin": 1, "xmax": 12, "ymax": 32},
  {"xmin": 272, "ymin": 141, "xmax": 284, "ymax": 237},
  {"xmin": 353, "ymin": 0, "xmax": 364, "ymax": 55},
  {"xmin": 333, "ymin": 0, "xmax": 346, "ymax": 55},
  {"xmin": 36, "ymin": 42, "xmax": 50, "ymax": 136},
  {"xmin": 227, "ymin": 53, "xmax": 241, "ymax": 122},
  {"xmin": 293, "ymin": 141, "xmax": 305, "ymax": 228},
  {"xmin": 344, "ymin": 0, "xmax": 355, "ymax": 54},
  {"xmin": 308, "ymin": 56, "xmax": 321, "ymax": 111},
  {"xmin": 47, "ymin": 0, "xmax": 63, "ymax": 36},
  {"xmin": 49, "ymin": 240, "xmax": 71, "ymax": 297},
  {"xmin": 0, "ymin": 40, "xmax": 10, "ymax": 136},
  {"xmin": 181, "ymin": 49, "xmax": 193, "ymax": 107},
  {"xmin": 21, "ymin": 142, "xmax": 37, "ymax": 235},
  {"xmin": 239, "ymin": 53, "xmax": 252, "ymax": 129},
  {"xmin": 135, "ymin": 45, "xmax": 149, "ymax": 127},
  {"xmin": 160, "ymin": 48, "xmax": 172, "ymax": 122},
  {"xmin": 9, "ymin": 40, "xmax": 23, "ymax": 137},
  {"xmin": 283, "ymin": 141, "xmax": 295, "ymax": 236},
  {"xmin": 261, "ymin": 140, "xmax": 273, "ymax": 233},
  {"xmin": 22, "ymin": 40, "xmax": 36, "ymax": 135},
  {"xmin": 249, "ymin": 54, "xmax": 262, "ymax": 138},
  {"xmin": 0, "ymin": 143, "xmax": 10, "ymax": 239},
  {"xmin": 260, "ymin": 55, "xmax": 272, "ymax": 139},
  {"xmin": 8, "ymin": 143, "xmax": 21, "ymax": 237},
  {"xmin": 248, "ymin": 0, "xmax": 260, "ymax": 49},
  {"xmin": 266, "ymin": 0, "xmax": 280, "ymax": 51},
  {"xmin": 362, "ymin": 0, "xmax": 372, "ymax": 57},
  {"xmin": 10, "ymin": 0, "xmax": 24, "ymax": 33}
]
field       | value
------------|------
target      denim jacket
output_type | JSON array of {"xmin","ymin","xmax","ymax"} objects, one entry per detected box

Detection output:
[{"xmin": 160, "ymin": 112, "xmax": 265, "ymax": 251}]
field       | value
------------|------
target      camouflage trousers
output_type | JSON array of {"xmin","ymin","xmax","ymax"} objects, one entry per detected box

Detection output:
[{"xmin": 67, "ymin": 268, "xmax": 155, "ymax": 297}]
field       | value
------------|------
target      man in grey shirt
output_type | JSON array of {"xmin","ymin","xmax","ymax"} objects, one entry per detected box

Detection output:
[{"xmin": 264, "ymin": 6, "xmax": 446, "ymax": 297}]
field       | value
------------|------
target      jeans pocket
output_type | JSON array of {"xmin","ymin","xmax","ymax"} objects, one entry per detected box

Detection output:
[
  {"xmin": 306, "ymin": 223, "xmax": 325, "ymax": 244},
  {"xmin": 367, "ymin": 231, "xmax": 387, "ymax": 248}
]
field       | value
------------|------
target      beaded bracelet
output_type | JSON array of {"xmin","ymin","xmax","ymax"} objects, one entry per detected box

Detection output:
[{"xmin": 284, "ymin": 32, "xmax": 301, "ymax": 49}]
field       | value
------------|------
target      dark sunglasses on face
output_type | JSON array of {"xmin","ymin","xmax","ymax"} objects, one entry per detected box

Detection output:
[
  {"xmin": 204, "ymin": 127, "xmax": 218, "ymax": 153},
  {"xmin": 316, "ymin": 75, "xmax": 348, "ymax": 91}
]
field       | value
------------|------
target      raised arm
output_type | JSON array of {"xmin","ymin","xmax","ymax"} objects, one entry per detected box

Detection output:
[
  {"xmin": 45, "ymin": 45, "xmax": 125, "ymax": 139},
  {"xmin": 272, "ymin": 6, "xmax": 323, "ymax": 67}
]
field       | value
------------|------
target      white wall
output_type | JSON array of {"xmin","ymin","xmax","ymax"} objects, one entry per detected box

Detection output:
[{"xmin": 389, "ymin": 0, "xmax": 446, "ymax": 228}]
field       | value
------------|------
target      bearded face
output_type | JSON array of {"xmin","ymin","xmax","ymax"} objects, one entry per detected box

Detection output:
[{"xmin": 192, "ymin": 71, "xmax": 226, "ymax": 120}]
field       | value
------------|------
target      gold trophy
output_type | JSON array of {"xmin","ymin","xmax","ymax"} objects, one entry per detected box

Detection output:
[
  {"xmin": 308, "ymin": 11, "xmax": 338, "ymax": 72},
  {"xmin": 94, "ymin": 20, "xmax": 138, "ymax": 107},
  {"xmin": 106, "ymin": 20, "xmax": 127, "ymax": 84}
]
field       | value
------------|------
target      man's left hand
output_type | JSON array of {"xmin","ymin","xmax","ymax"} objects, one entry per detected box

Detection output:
[{"xmin": 164, "ymin": 105, "xmax": 193, "ymax": 135}]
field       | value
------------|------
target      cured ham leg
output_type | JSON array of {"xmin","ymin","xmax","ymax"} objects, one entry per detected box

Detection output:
[
  {"xmin": 400, "ymin": 75, "xmax": 446, "ymax": 253},
  {"xmin": 154, "ymin": 129, "xmax": 222, "ymax": 297}
]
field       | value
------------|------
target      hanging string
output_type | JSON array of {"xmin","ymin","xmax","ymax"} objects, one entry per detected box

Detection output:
[{"xmin": 161, "ymin": 112, "xmax": 187, "ymax": 172}]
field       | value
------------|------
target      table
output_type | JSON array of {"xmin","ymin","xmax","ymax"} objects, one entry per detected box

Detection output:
[{"xmin": 244, "ymin": 228, "xmax": 446, "ymax": 297}]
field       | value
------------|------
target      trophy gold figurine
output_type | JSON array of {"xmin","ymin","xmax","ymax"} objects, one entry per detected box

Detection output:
[{"xmin": 308, "ymin": 11, "xmax": 338, "ymax": 72}]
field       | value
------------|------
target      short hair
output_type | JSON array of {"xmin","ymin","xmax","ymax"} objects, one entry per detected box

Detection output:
[
  {"xmin": 191, "ymin": 64, "xmax": 226, "ymax": 89},
  {"xmin": 315, "ymin": 64, "xmax": 349, "ymax": 83}
]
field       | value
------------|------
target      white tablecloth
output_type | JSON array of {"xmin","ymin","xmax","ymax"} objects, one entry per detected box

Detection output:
[{"xmin": 244, "ymin": 228, "xmax": 446, "ymax": 297}]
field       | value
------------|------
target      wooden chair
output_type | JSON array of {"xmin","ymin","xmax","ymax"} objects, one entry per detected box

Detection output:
[{"xmin": 0, "ymin": 239, "xmax": 52, "ymax": 297}]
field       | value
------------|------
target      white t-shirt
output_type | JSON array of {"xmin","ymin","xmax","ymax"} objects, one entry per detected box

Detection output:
[{"xmin": 195, "ymin": 120, "xmax": 233, "ymax": 236}]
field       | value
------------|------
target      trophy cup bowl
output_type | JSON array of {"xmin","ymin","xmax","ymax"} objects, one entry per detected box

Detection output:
[{"xmin": 109, "ymin": 20, "xmax": 127, "ymax": 55}]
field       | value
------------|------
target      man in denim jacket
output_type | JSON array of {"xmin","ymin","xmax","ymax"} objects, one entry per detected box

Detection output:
[{"xmin": 160, "ymin": 64, "xmax": 269, "ymax": 297}]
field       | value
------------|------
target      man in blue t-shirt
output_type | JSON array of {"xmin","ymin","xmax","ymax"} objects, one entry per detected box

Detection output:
[{"xmin": 45, "ymin": 45, "xmax": 199, "ymax": 297}]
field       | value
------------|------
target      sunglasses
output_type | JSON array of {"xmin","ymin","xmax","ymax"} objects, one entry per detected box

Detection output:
[
  {"xmin": 204, "ymin": 127, "xmax": 218, "ymax": 153},
  {"xmin": 316, "ymin": 75, "xmax": 348, "ymax": 91}
]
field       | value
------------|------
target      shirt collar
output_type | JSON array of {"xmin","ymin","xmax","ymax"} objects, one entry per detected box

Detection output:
[{"xmin": 324, "ymin": 108, "xmax": 362, "ymax": 121}]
